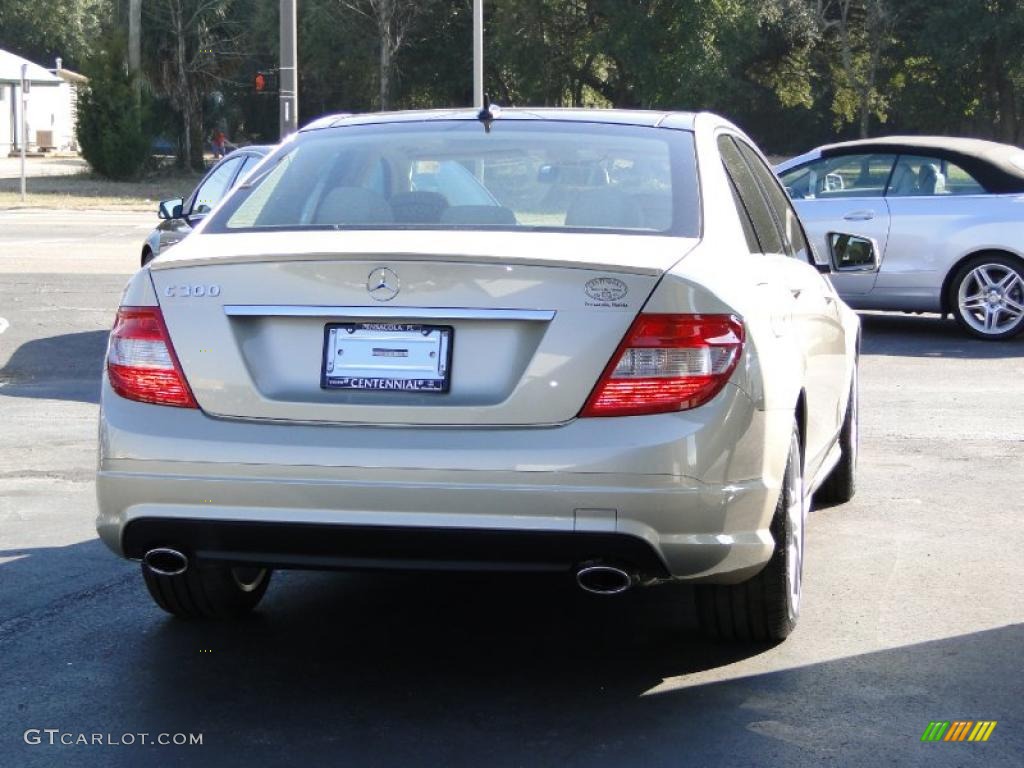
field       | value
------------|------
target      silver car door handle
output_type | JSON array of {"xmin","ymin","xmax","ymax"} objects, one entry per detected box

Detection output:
[{"xmin": 843, "ymin": 210, "xmax": 875, "ymax": 221}]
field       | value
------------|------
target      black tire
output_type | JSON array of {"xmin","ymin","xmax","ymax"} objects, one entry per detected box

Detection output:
[
  {"xmin": 816, "ymin": 364, "xmax": 858, "ymax": 505},
  {"xmin": 142, "ymin": 563, "xmax": 271, "ymax": 619},
  {"xmin": 949, "ymin": 254, "xmax": 1024, "ymax": 340},
  {"xmin": 696, "ymin": 421, "xmax": 805, "ymax": 642},
  {"xmin": 141, "ymin": 247, "xmax": 154, "ymax": 267}
]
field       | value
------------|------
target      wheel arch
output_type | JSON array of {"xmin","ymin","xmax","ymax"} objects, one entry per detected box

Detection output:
[{"xmin": 940, "ymin": 248, "xmax": 1024, "ymax": 315}]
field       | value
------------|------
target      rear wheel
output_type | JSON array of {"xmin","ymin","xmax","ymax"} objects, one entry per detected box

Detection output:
[
  {"xmin": 696, "ymin": 421, "xmax": 805, "ymax": 642},
  {"xmin": 142, "ymin": 563, "xmax": 271, "ymax": 619},
  {"xmin": 816, "ymin": 365, "xmax": 858, "ymax": 505},
  {"xmin": 950, "ymin": 254, "xmax": 1024, "ymax": 340}
]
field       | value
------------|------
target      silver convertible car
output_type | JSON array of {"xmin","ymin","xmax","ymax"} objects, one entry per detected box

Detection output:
[
  {"xmin": 98, "ymin": 109, "xmax": 862, "ymax": 642},
  {"xmin": 776, "ymin": 137, "xmax": 1024, "ymax": 340}
]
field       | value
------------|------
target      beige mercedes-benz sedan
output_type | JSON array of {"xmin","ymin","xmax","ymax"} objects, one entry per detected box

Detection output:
[{"xmin": 97, "ymin": 109, "xmax": 861, "ymax": 641}]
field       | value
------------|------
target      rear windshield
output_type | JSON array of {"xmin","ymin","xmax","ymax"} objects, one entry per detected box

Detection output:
[{"xmin": 207, "ymin": 120, "xmax": 699, "ymax": 237}]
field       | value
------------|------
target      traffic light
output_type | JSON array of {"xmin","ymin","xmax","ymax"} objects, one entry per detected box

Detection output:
[{"xmin": 254, "ymin": 71, "xmax": 267, "ymax": 92}]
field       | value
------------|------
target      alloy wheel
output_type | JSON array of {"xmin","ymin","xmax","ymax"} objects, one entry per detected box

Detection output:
[
  {"xmin": 957, "ymin": 263, "xmax": 1024, "ymax": 336},
  {"xmin": 785, "ymin": 432, "xmax": 807, "ymax": 619}
]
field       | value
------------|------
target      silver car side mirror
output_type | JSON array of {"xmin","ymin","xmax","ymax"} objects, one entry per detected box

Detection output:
[
  {"xmin": 828, "ymin": 232, "xmax": 881, "ymax": 272},
  {"xmin": 158, "ymin": 198, "xmax": 184, "ymax": 220}
]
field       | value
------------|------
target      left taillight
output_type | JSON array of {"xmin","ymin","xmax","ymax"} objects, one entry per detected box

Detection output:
[
  {"xmin": 580, "ymin": 313, "xmax": 745, "ymax": 417},
  {"xmin": 106, "ymin": 306, "xmax": 197, "ymax": 408}
]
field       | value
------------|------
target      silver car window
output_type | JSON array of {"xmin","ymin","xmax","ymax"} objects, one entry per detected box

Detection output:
[
  {"xmin": 736, "ymin": 140, "xmax": 811, "ymax": 263},
  {"xmin": 885, "ymin": 154, "xmax": 985, "ymax": 196},
  {"xmin": 190, "ymin": 157, "xmax": 244, "ymax": 215},
  {"xmin": 718, "ymin": 135, "xmax": 785, "ymax": 256},
  {"xmin": 781, "ymin": 153, "xmax": 897, "ymax": 200}
]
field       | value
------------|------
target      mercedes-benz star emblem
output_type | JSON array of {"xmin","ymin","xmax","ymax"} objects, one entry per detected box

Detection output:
[{"xmin": 367, "ymin": 267, "xmax": 400, "ymax": 302}]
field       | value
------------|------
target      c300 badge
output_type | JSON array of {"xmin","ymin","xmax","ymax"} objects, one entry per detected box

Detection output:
[{"xmin": 584, "ymin": 277, "xmax": 628, "ymax": 307}]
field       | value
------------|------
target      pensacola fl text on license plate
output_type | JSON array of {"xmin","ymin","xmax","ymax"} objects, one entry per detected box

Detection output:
[{"xmin": 321, "ymin": 322, "xmax": 452, "ymax": 393}]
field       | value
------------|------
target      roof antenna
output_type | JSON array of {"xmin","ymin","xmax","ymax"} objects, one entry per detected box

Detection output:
[{"xmin": 477, "ymin": 93, "xmax": 496, "ymax": 133}]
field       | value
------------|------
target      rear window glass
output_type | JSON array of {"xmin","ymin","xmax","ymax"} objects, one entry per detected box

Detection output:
[{"xmin": 208, "ymin": 121, "xmax": 699, "ymax": 237}]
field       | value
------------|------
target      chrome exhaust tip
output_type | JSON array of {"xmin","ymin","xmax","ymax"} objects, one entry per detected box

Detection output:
[
  {"xmin": 143, "ymin": 547, "xmax": 189, "ymax": 577},
  {"xmin": 576, "ymin": 565, "xmax": 633, "ymax": 595}
]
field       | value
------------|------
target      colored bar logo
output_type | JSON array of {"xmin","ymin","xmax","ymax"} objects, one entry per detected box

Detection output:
[{"xmin": 921, "ymin": 721, "xmax": 997, "ymax": 742}]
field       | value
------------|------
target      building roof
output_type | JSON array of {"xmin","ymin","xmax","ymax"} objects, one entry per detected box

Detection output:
[
  {"xmin": 55, "ymin": 67, "xmax": 88, "ymax": 85},
  {"xmin": 0, "ymin": 49, "xmax": 62, "ymax": 86}
]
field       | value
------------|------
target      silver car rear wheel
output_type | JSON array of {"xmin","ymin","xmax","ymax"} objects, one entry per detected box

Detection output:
[
  {"xmin": 953, "ymin": 257, "xmax": 1024, "ymax": 339},
  {"xmin": 696, "ymin": 421, "xmax": 805, "ymax": 642}
]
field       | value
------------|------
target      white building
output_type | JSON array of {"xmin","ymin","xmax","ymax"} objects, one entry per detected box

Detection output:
[{"xmin": 0, "ymin": 49, "xmax": 87, "ymax": 155}]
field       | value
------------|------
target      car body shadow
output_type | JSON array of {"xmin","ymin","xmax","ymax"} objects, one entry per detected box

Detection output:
[
  {"xmin": 1, "ymin": 545, "xmax": 1022, "ymax": 767},
  {"xmin": 859, "ymin": 312, "xmax": 1024, "ymax": 359},
  {"xmin": 0, "ymin": 330, "xmax": 107, "ymax": 404}
]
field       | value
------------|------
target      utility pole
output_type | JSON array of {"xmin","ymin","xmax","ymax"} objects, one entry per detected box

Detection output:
[
  {"xmin": 20, "ymin": 63, "xmax": 27, "ymax": 202},
  {"xmin": 279, "ymin": 0, "xmax": 298, "ymax": 138},
  {"xmin": 473, "ymin": 0, "xmax": 483, "ymax": 108},
  {"xmin": 128, "ymin": 0, "xmax": 141, "ymax": 78}
]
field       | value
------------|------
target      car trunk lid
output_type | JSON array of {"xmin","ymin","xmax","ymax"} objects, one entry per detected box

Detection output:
[{"xmin": 150, "ymin": 231, "xmax": 697, "ymax": 426}]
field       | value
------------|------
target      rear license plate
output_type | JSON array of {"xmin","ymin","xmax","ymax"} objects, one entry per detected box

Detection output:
[{"xmin": 321, "ymin": 322, "xmax": 452, "ymax": 392}]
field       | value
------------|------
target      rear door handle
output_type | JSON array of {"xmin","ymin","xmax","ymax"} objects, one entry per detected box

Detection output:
[{"xmin": 843, "ymin": 210, "xmax": 875, "ymax": 221}]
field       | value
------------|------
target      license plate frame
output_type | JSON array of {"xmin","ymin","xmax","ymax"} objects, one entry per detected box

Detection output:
[{"xmin": 320, "ymin": 322, "xmax": 453, "ymax": 393}]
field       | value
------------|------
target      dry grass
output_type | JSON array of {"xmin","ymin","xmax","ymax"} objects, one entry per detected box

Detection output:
[{"xmin": 0, "ymin": 169, "xmax": 205, "ymax": 211}]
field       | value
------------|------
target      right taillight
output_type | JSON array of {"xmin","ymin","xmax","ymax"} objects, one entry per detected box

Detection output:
[
  {"xmin": 580, "ymin": 314, "xmax": 744, "ymax": 417},
  {"xmin": 106, "ymin": 306, "xmax": 197, "ymax": 408}
]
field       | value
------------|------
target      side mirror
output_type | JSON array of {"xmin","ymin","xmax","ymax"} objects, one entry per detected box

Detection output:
[
  {"xmin": 828, "ymin": 232, "xmax": 881, "ymax": 272},
  {"xmin": 158, "ymin": 198, "xmax": 184, "ymax": 220}
]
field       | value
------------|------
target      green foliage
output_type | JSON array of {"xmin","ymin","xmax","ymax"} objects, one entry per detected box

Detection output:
[
  {"xmin": 0, "ymin": 0, "xmax": 107, "ymax": 69},
  {"xmin": 4, "ymin": 0, "xmax": 1024, "ymax": 157},
  {"xmin": 76, "ymin": 36, "xmax": 152, "ymax": 180}
]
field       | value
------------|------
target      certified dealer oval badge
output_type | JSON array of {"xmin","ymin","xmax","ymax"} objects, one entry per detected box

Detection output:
[{"xmin": 585, "ymin": 277, "xmax": 628, "ymax": 303}]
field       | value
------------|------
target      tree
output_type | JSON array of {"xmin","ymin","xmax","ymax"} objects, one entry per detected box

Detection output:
[
  {"xmin": 897, "ymin": 0, "xmax": 1024, "ymax": 143},
  {"xmin": 143, "ymin": 0, "xmax": 243, "ymax": 168},
  {"xmin": 335, "ymin": 0, "xmax": 436, "ymax": 110},
  {"xmin": 812, "ymin": 0, "xmax": 900, "ymax": 137},
  {"xmin": 76, "ymin": 35, "xmax": 151, "ymax": 179},
  {"xmin": 0, "ymin": 0, "xmax": 109, "ymax": 70}
]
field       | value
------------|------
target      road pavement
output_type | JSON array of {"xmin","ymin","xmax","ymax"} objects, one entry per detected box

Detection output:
[{"xmin": 0, "ymin": 210, "xmax": 1022, "ymax": 767}]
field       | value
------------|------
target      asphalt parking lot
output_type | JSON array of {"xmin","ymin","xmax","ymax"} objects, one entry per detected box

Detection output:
[{"xmin": 1, "ymin": 208, "xmax": 1022, "ymax": 767}]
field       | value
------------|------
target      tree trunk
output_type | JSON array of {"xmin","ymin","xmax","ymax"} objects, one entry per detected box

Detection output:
[
  {"xmin": 380, "ymin": 34, "xmax": 390, "ymax": 110},
  {"xmin": 174, "ymin": 3, "xmax": 193, "ymax": 168}
]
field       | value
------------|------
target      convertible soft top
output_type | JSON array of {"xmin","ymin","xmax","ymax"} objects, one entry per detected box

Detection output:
[{"xmin": 816, "ymin": 136, "xmax": 1024, "ymax": 193}]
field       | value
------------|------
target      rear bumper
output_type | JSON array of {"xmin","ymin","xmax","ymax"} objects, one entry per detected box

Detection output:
[
  {"xmin": 121, "ymin": 519, "xmax": 673, "ymax": 578},
  {"xmin": 97, "ymin": 379, "xmax": 792, "ymax": 583}
]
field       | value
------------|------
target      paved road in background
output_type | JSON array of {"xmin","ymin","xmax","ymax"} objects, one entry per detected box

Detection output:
[
  {"xmin": 0, "ymin": 209, "xmax": 150, "ymax": 274},
  {"xmin": 1, "ymin": 211, "xmax": 1022, "ymax": 766}
]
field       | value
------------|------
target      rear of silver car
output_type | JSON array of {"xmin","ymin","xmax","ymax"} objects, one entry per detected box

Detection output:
[
  {"xmin": 97, "ymin": 114, "xmax": 785, "ymax": 616},
  {"xmin": 99, "ymin": 249, "xmax": 778, "ymax": 582}
]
